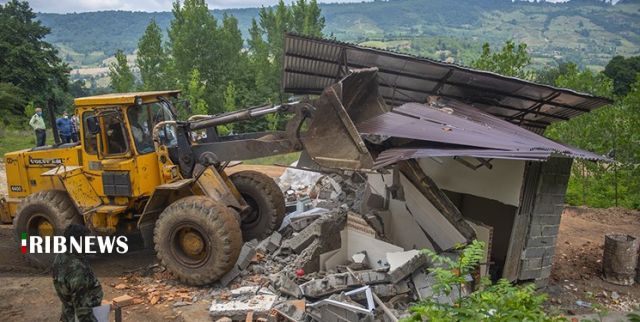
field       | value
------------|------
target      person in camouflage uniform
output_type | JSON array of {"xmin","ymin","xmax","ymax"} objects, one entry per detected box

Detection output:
[{"xmin": 52, "ymin": 224, "xmax": 104, "ymax": 322}]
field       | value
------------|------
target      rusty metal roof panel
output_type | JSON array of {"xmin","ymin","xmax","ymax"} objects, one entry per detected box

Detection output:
[
  {"xmin": 355, "ymin": 99, "xmax": 607, "ymax": 168},
  {"xmin": 283, "ymin": 33, "xmax": 612, "ymax": 131}
]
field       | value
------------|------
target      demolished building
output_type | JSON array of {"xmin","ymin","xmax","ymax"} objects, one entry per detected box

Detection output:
[{"xmin": 280, "ymin": 33, "xmax": 611, "ymax": 287}]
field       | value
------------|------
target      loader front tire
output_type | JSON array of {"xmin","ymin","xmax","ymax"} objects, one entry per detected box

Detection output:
[
  {"xmin": 230, "ymin": 170, "xmax": 285, "ymax": 241},
  {"xmin": 14, "ymin": 190, "xmax": 82, "ymax": 269},
  {"xmin": 154, "ymin": 196, "xmax": 242, "ymax": 286}
]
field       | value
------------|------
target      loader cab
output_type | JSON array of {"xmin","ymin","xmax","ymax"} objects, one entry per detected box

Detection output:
[{"xmin": 74, "ymin": 91, "xmax": 181, "ymax": 200}]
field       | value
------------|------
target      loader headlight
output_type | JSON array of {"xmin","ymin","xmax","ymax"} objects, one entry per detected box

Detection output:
[{"xmin": 135, "ymin": 97, "xmax": 143, "ymax": 106}]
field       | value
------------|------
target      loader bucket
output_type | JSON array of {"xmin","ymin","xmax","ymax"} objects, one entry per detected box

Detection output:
[{"xmin": 300, "ymin": 68, "xmax": 389, "ymax": 170}]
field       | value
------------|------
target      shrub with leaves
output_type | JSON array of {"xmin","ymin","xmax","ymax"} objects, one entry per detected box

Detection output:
[{"xmin": 404, "ymin": 240, "xmax": 565, "ymax": 322}]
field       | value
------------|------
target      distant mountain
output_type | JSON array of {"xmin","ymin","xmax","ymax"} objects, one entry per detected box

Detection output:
[{"xmin": 37, "ymin": 0, "xmax": 640, "ymax": 69}]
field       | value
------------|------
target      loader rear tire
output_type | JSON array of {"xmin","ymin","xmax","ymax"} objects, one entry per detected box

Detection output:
[
  {"xmin": 230, "ymin": 170, "xmax": 285, "ymax": 241},
  {"xmin": 13, "ymin": 190, "xmax": 82, "ymax": 269},
  {"xmin": 154, "ymin": 196, "xmax": 242, "ymax": 286}
]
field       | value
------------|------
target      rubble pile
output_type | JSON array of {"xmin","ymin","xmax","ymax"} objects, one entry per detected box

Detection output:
[
  {"xmin": 106, "ymin": 168, "xmax": 476, "ymax": 321},
  {"xmin": 208, "ymin": 168, "xmax": 468, "ymax": 321}
]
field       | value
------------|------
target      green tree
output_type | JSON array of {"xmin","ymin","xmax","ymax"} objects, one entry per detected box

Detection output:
[
  {"xmin": 181, "ymin": 69, "xmax": 208, "ymax": 120},
  {"xmin": 243, "ymin": 0, "xmax": 325, "ymax": 131},
  {"xmin": 545, "ymin": 63, "xmax": 640, "ymax": 209},
  {"xmin": 108, "ymin": 50, "xmax": 135, "ymax": 92},
  {"xmin": 137, "ymin": 19, "xmax": 168, "ymax": 91},
  {"xmin": 604, "ymin": 55, "xmax": 640, "ymax": 97},
  {"xmin": 168, "ymin": 0, "xmax": 246, "ymax": 114},
  {"xmin": 0, "ymin": 0, "xmax": 69, "ymax": 125},
  {"xmin": 223, "ymin": 81, "xmax": 237, "ymax": 113},
  {"xmin": 471, "ymin": 40, "xmax": 532, "ymax": 79}
]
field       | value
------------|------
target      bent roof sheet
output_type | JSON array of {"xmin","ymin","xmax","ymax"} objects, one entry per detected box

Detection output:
[
  {"xmin": 355, "ymin": 99, "xmax": 607, "ymax": 168},
  {"xmin": 282, "ymin": 33, "xmax": 612, "ymax": 133}
]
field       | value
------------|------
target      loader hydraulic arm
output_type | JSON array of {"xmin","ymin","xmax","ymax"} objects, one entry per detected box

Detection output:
[{"xmin": 157, "ymin": 67, "xmax": 389, "ymax": 178}]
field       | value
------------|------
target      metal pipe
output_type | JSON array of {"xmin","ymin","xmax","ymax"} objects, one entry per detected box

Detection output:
[{"xmin": 188, "ymin": 103, "xmax": 297, "ymax": 130}]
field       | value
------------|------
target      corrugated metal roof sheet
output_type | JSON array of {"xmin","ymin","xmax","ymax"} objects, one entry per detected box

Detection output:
[
  {"xmin": 282, "ymin": 33, "xmax": 612, "ymax": 133},
  {"xmin": 355, "ymin": 98, "xmax": 607, "ymax": 168}
]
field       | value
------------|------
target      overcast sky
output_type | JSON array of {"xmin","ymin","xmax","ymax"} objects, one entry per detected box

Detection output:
[{"xmin": 2, "ymin": 0, "xmax": 371, "ymax": 13}]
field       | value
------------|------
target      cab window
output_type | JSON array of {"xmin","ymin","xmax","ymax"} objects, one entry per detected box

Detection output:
[
  {"xmin": 101, "ymin": 111, "xmax": 129, "ymax": 156},
  {"xmin": 127, "ymin": 102, "xmax": 176, "ymax": 154},
  {"xmin": 82, "ymin": 111, "xmax": 98, "ymax": 154}
]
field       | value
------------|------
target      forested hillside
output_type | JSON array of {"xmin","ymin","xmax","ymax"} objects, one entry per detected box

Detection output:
[{"xmin": 37, "ymin": 0, "xmax": 640, "ymax": 69}]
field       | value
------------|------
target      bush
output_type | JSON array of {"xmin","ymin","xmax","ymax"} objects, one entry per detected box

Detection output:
[{"xmin": 404, "ymin": 241, "xmax": 565, "ymax": 322}]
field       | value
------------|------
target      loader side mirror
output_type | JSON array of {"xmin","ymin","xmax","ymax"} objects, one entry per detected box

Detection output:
[{"xmin": 86, "ymin": 116, "xmax": 100, "ymax": 134}]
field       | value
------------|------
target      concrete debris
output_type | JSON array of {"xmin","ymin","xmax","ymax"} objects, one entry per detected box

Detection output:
[
  {"xmin": 351, "ymin": 252, "xmax": 369, "ymax": 270},
  {"xmin": 275, "ymin": 274, "xmax": 304, "ymax": 299},
  {"xmin": 271, "ymin": 300, "xmax": 306, "ymax": 321},
  {"xmin": 219, "ymin": 265, "xmax": 241, "ymax": 287},
  {"xmin": 387, "ymin": 250, "xmax": 429, "ymax": 283},
  {"xmin": 209, "ymin": 286, "xmax": 277, "ymax": 319},
  {"xmin": 202, "ymin": 170, "xmax": 485, "ymax": 321},
  {"xmin": 300, "ymin": 271, "xmax": 389, "ymax": 298},
  {"xmin": 258, "ymin": 231, "xmax": 282, "ymax": 254},
  {"xmin": 237, "ymin": 240, "xmax": 258, "ymax": 270},
  {"xmin": 290, "ymin": 208, "xmax": 329, "ymax": 231}
]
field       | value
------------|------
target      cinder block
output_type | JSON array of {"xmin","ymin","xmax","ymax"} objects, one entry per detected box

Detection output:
[
  {"xmin": 541, "ymin": 225, "xmax": 559, "ymax": 237},
  {"xmin": 532, "ymin": 215, "xmax": 561, "ymax": 226},
  {"xmin": 523, "ymin": 246, "xmax": 547, "ymax": 258},
  {"xmin": 528, "ymin": 225, "xmax": 543, "ymax": 238},
  {"xmin": 236, "ymin": 242, "xmax": 257, "ymax": 270},
  {"xmin": 519, "ymin": 269, "xmax": 541, "ymax": 280},
  {"xmin": 539, "ymin": 265, "xmax": 552, "ymax": 278},
  {"xmin": 522, "ymin": 258, "xmax": 542, "ymax": 271},
  {"xmin": 527, "ymin": 236, "xmax": 557, "ymax": 247}
]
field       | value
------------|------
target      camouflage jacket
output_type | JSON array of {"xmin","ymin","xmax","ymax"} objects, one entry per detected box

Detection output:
[{"xmin": 52, "ymin": 253, "xmax": 103, "ymax": 322}]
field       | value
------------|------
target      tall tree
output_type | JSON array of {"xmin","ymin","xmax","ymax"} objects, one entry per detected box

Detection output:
[
  {"xmin": 542, "ymin": 63, "xmax": 640, "ymax": 208},
  {"xmin": 167, "ymin": 0, "xmax": 248, "ymax": 114},
  {"xmin": 603, "ymin": 55, "xmax": 640, "ymax": 97},
  {"xmin": 168, "ymin": 0, "xmax": 219, "ymax": 106},
  {"xmin": 108, "ymin": 50, "xmax": 135, "ymax": 92},
  {"xmin": 181, "ymin": 69, "xmax": 208, "ymax": 119},
  {"xmin": 0, "ymin": 0, "xmax": 69, "ymax": 124},
  {"xmin": 471, "ymin": 40, "xmax": 532, "ymax": 79},
  {"xmin": 247, "ymin": 0, "xmax": 325, "ymax": 106},
  {"xmin": 137, "ymin": 19, "xmax": 168, "ymax": 91}
]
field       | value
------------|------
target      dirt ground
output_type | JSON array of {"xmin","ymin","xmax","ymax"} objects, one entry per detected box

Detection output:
[
  {"xmin": 0, "ymin": 163, "xmax": 639, "ymax": 320},
  {"xmin": 546, "ymin": 206, "xmax": 640, "ymax": 316}
]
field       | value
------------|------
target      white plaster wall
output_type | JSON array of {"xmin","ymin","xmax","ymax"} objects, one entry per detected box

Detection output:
[{"xmin": 417, "ymin": 157, "xmax": 526, "ymax": 206}]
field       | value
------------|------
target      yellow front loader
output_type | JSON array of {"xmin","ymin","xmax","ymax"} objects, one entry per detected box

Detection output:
[{"xmin": 0, "ymin": 68, "xmax": 387, "ymax": 285}]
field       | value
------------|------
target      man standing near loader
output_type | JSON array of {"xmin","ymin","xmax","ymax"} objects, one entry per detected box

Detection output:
[
  {"xmin": 56, "ymin": 111, "xmax": 73, "ymax": 144},
  {"xmin": 29, "ymin": 107, "xmax": 46, "ymax": 147},
  {"xmin": 52, "ymin": 224, "xmax": 104, "ymax": 322}
]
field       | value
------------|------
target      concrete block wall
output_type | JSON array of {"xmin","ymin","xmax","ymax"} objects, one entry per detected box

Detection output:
[{"xmin": 518, "ymin": 158, "xmax": 573, "ymax": 285}]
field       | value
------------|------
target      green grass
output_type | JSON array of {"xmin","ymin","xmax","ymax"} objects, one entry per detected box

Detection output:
[
  {"xmin": 0, "ymin": 129, "xmax": 57, "ymax": 157},
  {"xmin": 244, "ymin": 152, "xmax": 301, "ymax": 166}
]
